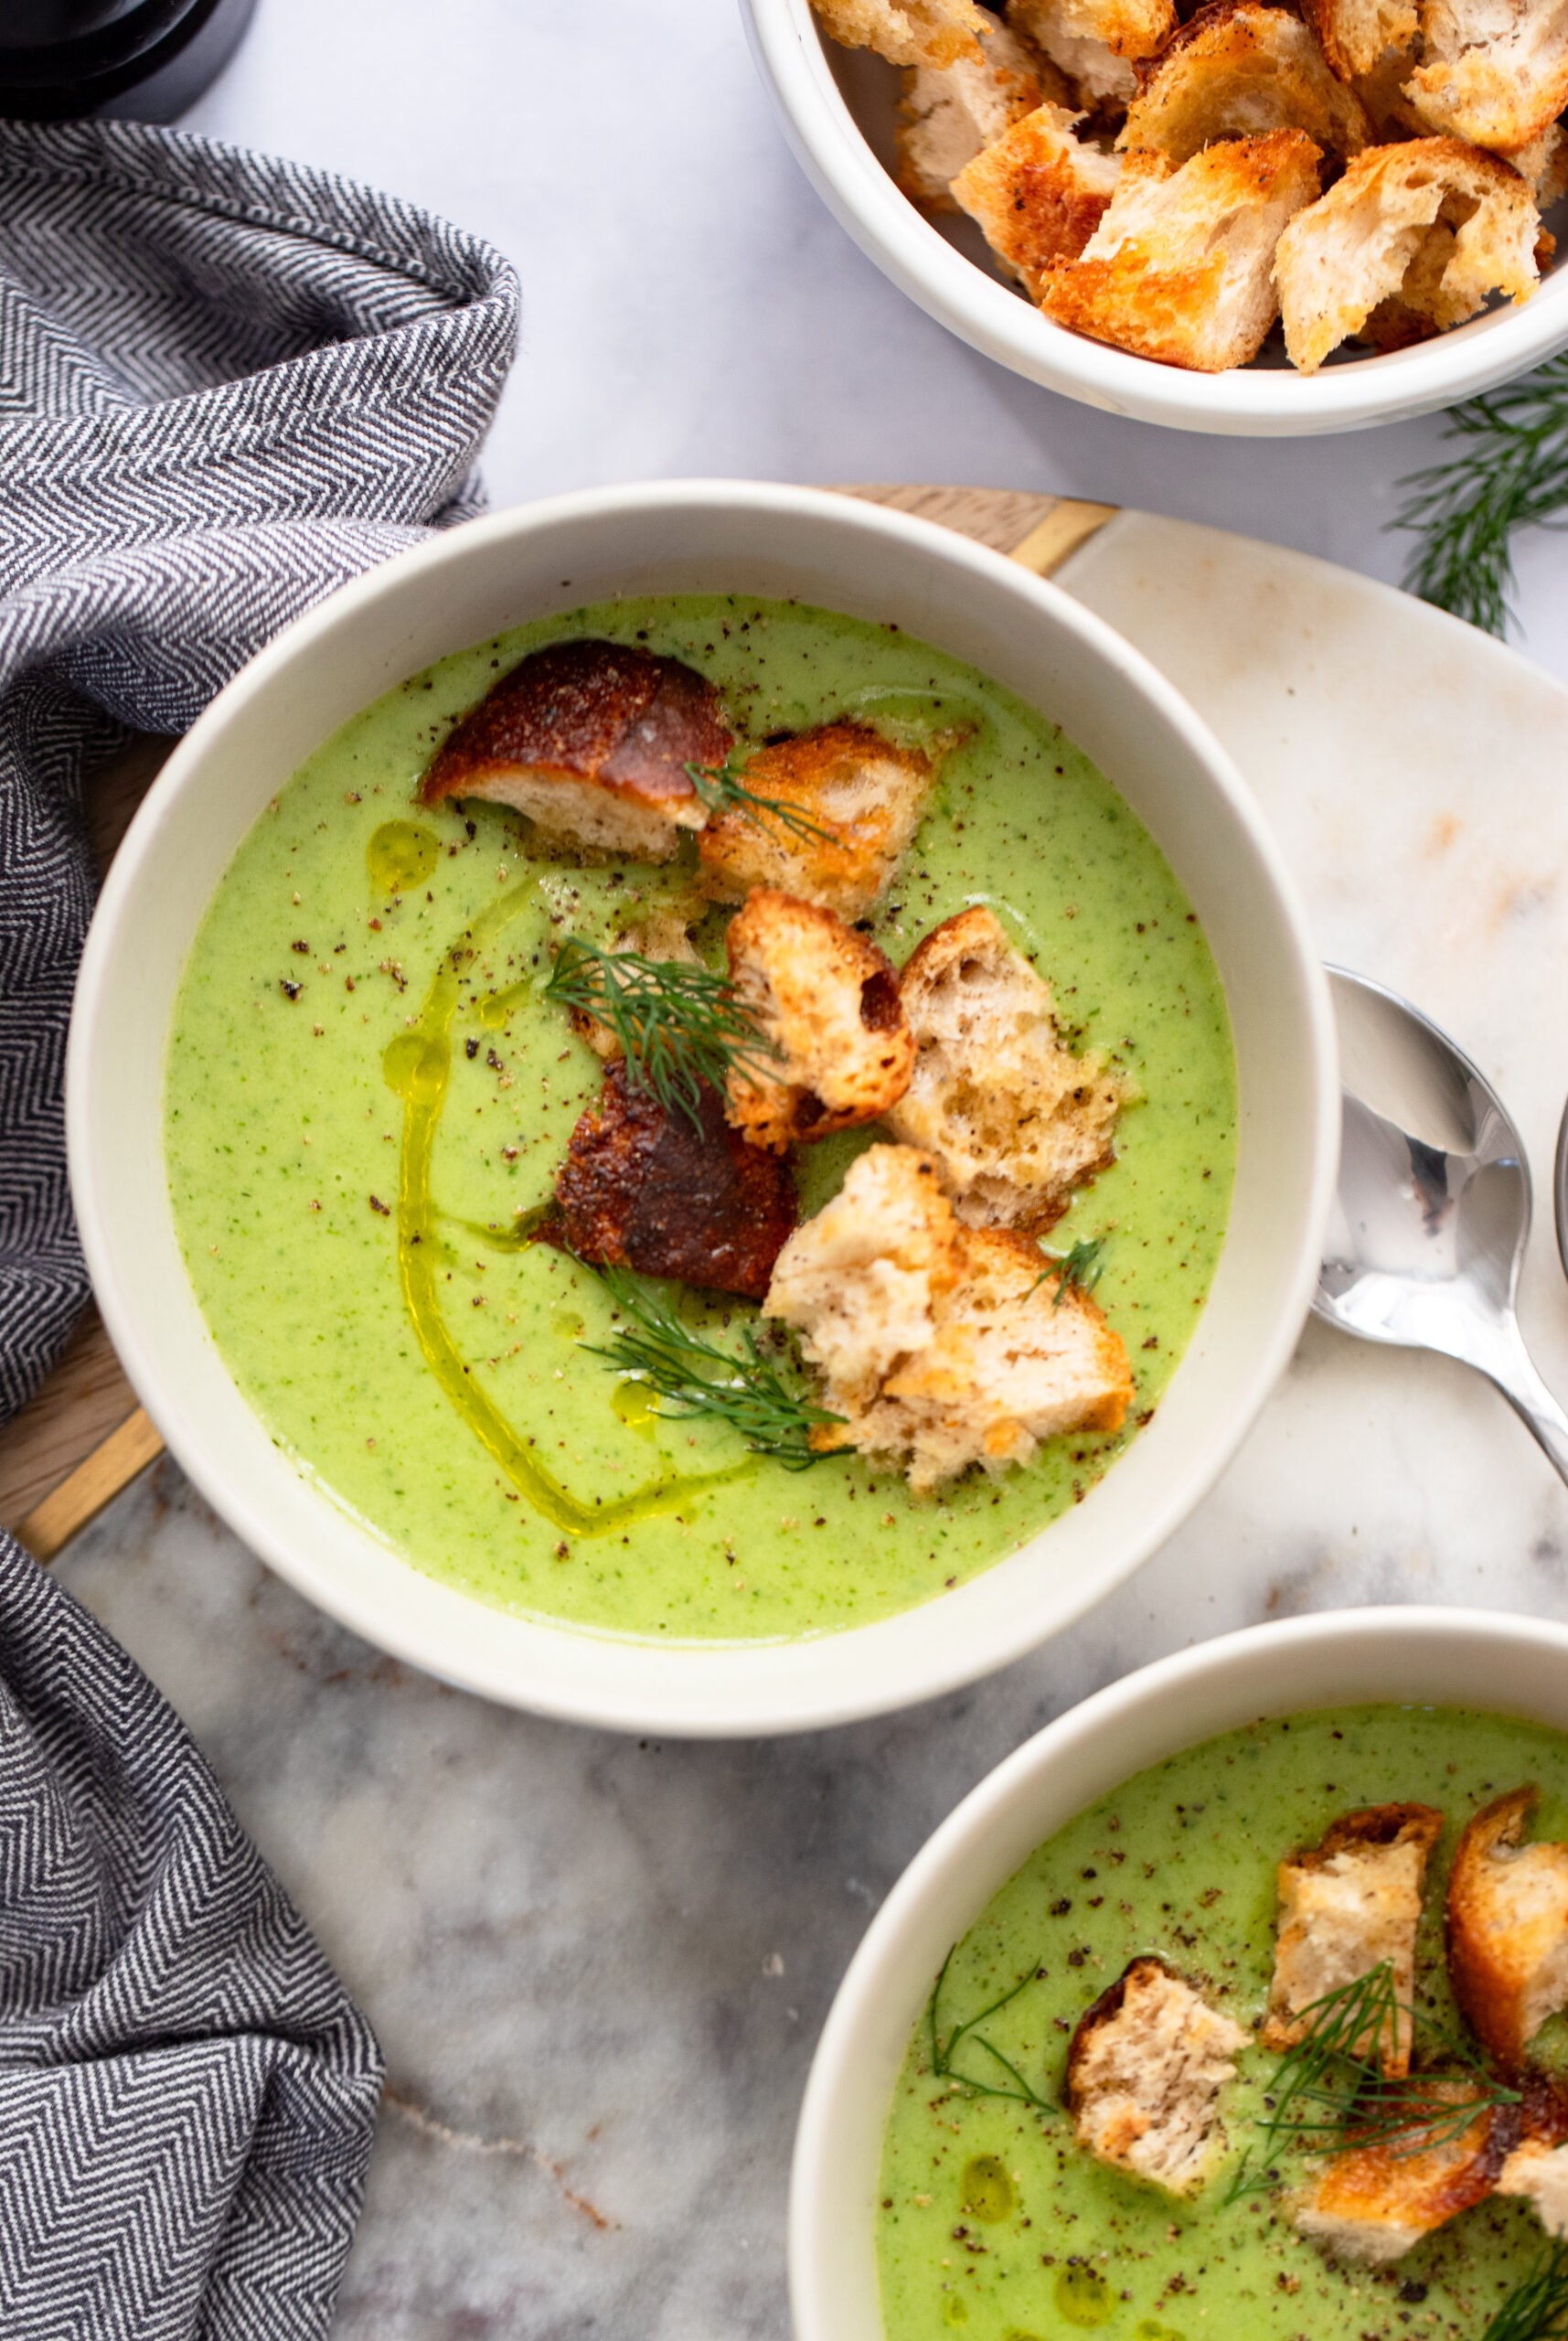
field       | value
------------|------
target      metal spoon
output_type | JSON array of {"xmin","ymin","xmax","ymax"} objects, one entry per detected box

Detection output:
[{"xmin": 1315, "ymin": 966, "xmax": 1568, "ymax": 1487}]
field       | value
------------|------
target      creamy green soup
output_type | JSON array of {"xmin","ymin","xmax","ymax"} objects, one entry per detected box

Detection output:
[
  {"xmin": 164, "ymin": 594, "xmax": 1235, "ymax": 1641},
  {"xmin": 877, "ymin": 1705, "xmax": 1568, "ymax": 2340}
]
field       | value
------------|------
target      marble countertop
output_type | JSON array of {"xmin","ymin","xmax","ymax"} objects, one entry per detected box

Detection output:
[{"xmin": 47, "ymin": 6, "xmax": 1568, "ymax": 2336}]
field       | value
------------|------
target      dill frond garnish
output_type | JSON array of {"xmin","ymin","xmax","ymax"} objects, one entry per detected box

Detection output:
[
  {"xmin": 543, "ymin": 936, "xmax": 777, "ymax": 1130},
  {"xmin": 1225, "ymin": 1962, "xmax": 1521, "ymax": 2204},
  {"xmin": 1395, "ymin": 352, "xmax": 1568, "ymax": 637},
  {"xmin": 684, "ymin": 756, "xmax": 837, "ymax": 847},
  {"xmin": 1039, "ymin": 1236, "xmax": 1105, "ymax": 1306},
  {"xmin": 1482, "ymin": 2241, "xmax": 1568, "ymax": 2341},
  {"xmin": 586, "ymin": 1267, "xmax": 843, "ymax": 1469},
  {"xmin": 927, "ymin": 1945, "xmax": 1057, "ymax": 2113}
]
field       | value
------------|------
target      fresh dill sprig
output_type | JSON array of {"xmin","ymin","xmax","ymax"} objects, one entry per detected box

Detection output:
[
  {"xmin": 1226, "ymin": 1962, "xmax": 1520, "ymax": 2204},
  {"xmin": 585, "ymin": 1267, "xmax": 843, "ymax": 1470},
  {"xmin": 927, "ymin": 1944, "xmax": 1057, "ymax": 2113},
  {"xmin": 1039, "ymin": 1236, "xmax": 1105, "ymax": 1307},
  {"xmin": 543, "ymin": 936, "xmax": 777, "ymax": 1130},
  {"xmin": 1395, "ymin": 351, "xmax": 1568, "ymax": 636},
  {"xmin": 684, "ymin": 756, "xmax": 837, "ymax": 847},
  {"xmin": 1482, "ymin": 2241, "xmax": 1568, "ymax": 2341}
]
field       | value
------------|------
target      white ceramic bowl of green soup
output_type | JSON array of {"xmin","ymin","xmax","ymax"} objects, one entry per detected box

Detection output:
[
  {"xmin": 69, "ymin": 481, "xmax": 1332, "ymax": 1737},
  {"xmin": 793, "ymin": 1606, "xmax": 1568, "ymax": 2337}
]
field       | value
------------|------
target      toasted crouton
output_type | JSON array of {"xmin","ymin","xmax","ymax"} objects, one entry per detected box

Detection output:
[
  {"xmin": 550, "ymin": 1062, "xmax": 796, "ymax": 1300},
  {"xmin": 697, "ymin": 723, "xmax": 949, "ymax": 922},
  {"xmin": 1499, "ymin": 2139, "xmax": 1568, "ymax": 2236},
  {"xmin": 1119, "ymin": 4, "xmax": 1371, "ymax": 165},
  {"xmin": 1064, "ymin": 1958, "xmax": 1248, "ymax": 2196},
  {"xmin": 763, "ymin": 1143, "xmax": 965, "ymax": 1412},
  {"xmin": 898, "ymin": 18, "xmax": 1065, "ymax": 207},
  {"xmin": 569, "ymin": 913, "xmax": 704, "ymax": 1063},
  {"xmin": 1292, "ymin": 2079, "xmax": 1510, "ymax": 2264},
  {"xmin": 1039, "ymin": 132, "xmax": 1322, "ymax": 369},
  {"xmin": 1406, "ymin": 0, "xmax": 1568, "ymax": 153},
  {"xmin": 885, "ymin": 906, "xmax": 1131, "ymax": 1235},
  {"xmin": 952, "ymin": 103, "xmax": 1124, "ymax": 289},
  {"xmin": 1304, "ymin": 0, "xmax": 1418, "ymax": 80},
  {"xmin": 1275, "ymin": 139, "xmax": 1541, "ymax": 371},
  {"xmin": 1505, "ymin": 121, "xmax": 1568, "ymax": 208},
  {"xmin": 851, "ymin": 1225, "xmax": 1135, "ymax": 1490},
  {"xmin": 1446, "ymin": 1788, "xmax": 1568, "ymax": 2070},
  {"xmin": 419, "ymin": 639, "xmax": 730, "ymax": 863},
  {"xmin": 809, "ymin": 0, "xmax": 989, "ymax": 67},
  {"xmin": 723, "ymin": 892, "xmax": 914, "ymax": 1150},
  {"xmin": 1011, "ymin": 0, "xmax": 1177, "ymax": 102},
  {"xmin": 1264, "ymin": 1804, "xmax": 1444, "ymax": 2077}
]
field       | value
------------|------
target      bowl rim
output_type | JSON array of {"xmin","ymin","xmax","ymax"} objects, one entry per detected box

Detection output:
[
  {"xmin": 67, "ymin": 476, "xmax": 1337, "ymax": 1737},
  {"xmin": 739, "ymin": 0, "xmax": 1568, "ymax": 435},
  {"xmin": 788, "ymin": 1602, "xmax": 1568, "ymax": 2335}
]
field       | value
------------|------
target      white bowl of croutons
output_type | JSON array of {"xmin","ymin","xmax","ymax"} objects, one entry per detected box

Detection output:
[
  {"xmin": 793, "ymin": 1606, "xmax": 1568, "ymax": 2338},
  {"xmin": 742, "ymin": 0, "xmax": 1568, "ymax": 432},
  {"xmin": 71, "ymin": 479, "xmax": 1333, "ymax": 1736}
]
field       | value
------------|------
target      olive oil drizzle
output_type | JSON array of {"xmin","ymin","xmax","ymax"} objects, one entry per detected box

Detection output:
[{"xmin": 382, "ymin": 880, "xmax": 747, "ymax": 1538}]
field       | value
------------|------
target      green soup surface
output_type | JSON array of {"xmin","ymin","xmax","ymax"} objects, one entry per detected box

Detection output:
[{"xmin": 164, "ymin": 593, "xmax": 1236, "ymax": 1641}]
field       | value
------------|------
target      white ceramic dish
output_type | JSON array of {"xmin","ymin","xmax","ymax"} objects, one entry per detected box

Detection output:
[
  {"xmin": 68, "ymin": 479, "xmax": 1334, "ymax": 1737},
  {"xmin": 740, "ymin": 0, "xmax": 1568, "ymax": 436},
  {"xmin": 791, "ymin": 1604, "xmax": 1568, "ymax": 2336}
]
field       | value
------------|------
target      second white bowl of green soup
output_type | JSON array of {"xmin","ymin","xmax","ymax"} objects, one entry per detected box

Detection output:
[
  {"xmin": 795, "ymin": 1609, "xmax": 1568, "ymax": 2340},
  {"xmin": 69, "ymin": 482, "xmax": 1333, "ymax": 1736}
]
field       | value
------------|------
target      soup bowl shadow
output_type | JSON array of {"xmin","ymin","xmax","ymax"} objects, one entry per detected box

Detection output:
[
  {"xmin": 790, "ymin": 1603, "xmax": 1568, "ymax": 2336},
  {"xmin": 69, "ymin": 480, "xmax": 1334, "ymax": 1737}
]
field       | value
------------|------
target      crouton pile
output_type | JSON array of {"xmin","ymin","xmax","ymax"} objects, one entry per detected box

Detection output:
[
  {"xmin": 811, "ymin": 0, "xmax": 1560, "ymax": 369},
  {"xmin": 422, "ymin": 636, "xmax": 1136, "ymax": 1493}
]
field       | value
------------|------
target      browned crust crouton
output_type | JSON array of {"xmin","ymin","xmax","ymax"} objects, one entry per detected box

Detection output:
[
  {"xmin": 1505, "ymin": 122, "xmax": 1568, "ymax": 209},
  {"xmin": 1406, "ymin": 0, "xmax": 1568, "ymax": 152},
  {"xmin": 898, "ymin": 19, "xmax": 1066, "ymax": 208},
  {"xmin": 763, "ymin": 1144, "xmax": 965, "ymax": 1414},
  {"xmin": 1064, "ymin": 1956, "xmax": 1248, "ymax": 2196},
  {"xmin": 419, "ymin": 639, "xmax": 731, "ymax": 864},
  {"xmin": 1275, "ymin": 138, "xmax": 1541, "ymax": 372},
  {"xmin": 549, "ymin": 1062, "xmax": 796, "ymax": 1299},
  {"xmin": 1499, "ymin": 2137, "xmax": 1568, "ymax": 2235},
  {"xmin": 1304, "ymin": 0, "xmax": 1418, "ymax": 81},
  {"xmin": 698, "ymin": 722, "xmax": 949, "ymax": 922},
  {"xmin": 1039, "ymin": 131, "xmax": 1322, "ymax": 369},
  {"xmin": 809, "ymin": 0, "xmax": 990, "ymax": 68},
  {"xmin": 723, "ymin": 892, "xmax": 915, "ymax": 1151},
  {"xmin": 1012, "ymin": 0, "xmax": 1178, "ymax": 102},
  {"xmin": 885, "ymin": 905, "xmax": 1132, "ymax": 1235},
  {"xmin": 1292, "ymin": 2079, "xmax": 1514, "ymax": 2264},
  {"xmin": 1264, "ymin": 1804, "xmax": 1444, "ymax": 2076},
  {"xmin": 952, "ymin": 102, "xmax": 1124, "ymax": 290},
  {"xmin": 1119, "ymin": 2, "xmax": 1372, "ymax": 165},
  {"xmin": 1446, "ymin": 1787, "xmax": 1568, "ymax": 2071}
]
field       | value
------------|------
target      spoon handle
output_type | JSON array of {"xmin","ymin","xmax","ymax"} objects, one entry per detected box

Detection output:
[{"xmin": 1480, "ymin": 1328, "xmax": 1568, "ymax": 1491}]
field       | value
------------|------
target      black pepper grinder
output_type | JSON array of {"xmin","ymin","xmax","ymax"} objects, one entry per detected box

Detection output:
[{"xmin": 0, "ymin": 0, "xmax": 258, "ymax": 123}]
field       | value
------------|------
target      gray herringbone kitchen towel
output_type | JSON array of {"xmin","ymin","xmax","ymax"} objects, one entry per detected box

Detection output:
[{"xmin": 0, "ymin": 118, "xmax": 519, "ymax": 2337}]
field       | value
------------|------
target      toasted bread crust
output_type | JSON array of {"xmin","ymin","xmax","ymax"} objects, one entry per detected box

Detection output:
[
  {"xmin": 1264, "ymin": 1802, "xmax": 1444, "ymax": 2075},
  {"xmin": 419, "ymin": 639, "xmax": 731, "ymax": 861},
  {"xmin": 1012, "ymin": 0, "xmax": 1178, "ymax": 87},
  {"xmin": 1303, "ymin": 0, "xmax": 1418, "ymax": 80},
  {"xmin": 897, "ymin": 19, "xmax": 1064, "ymax": 207},
  {"xmin": 550, "ymin": 1062, "xmax": 796, "ymax": 1299},
  {"xmin": 1446, "ymin": 1787, "xmax": 1568, "ymax": 2071},
  {"xmin": 810, "ymin": 0, "xmax": 990, "ymax": 65},
  {"xmin": 1040, "ymin": 130, "xmax": 1321, "ymax": 369},
  {"xmin": 952, "ymin": 102, "xmax": 1124, "ymax": 287},
  {"xmin": 1292, "ymin": 2079, "xmax": 1515, "ymax": 2264},
  {"xmin": 698, "ymin": 722, "xmax": 948, "ymax": 921},
  {"xmin": 1120, "ymin": 2, "xmax": 1371, "ymax": 163},
  {"xmin": 1065, "ymin": 1956, "xmax": 1247, "ymax": 2195},
  {"xmin": 724, "ymin": 891, "xmax": 915, "ymax": 1150},
  {"xmin": 1407, "ymin": 0, "xmax": 1568, "ymax": 151}
]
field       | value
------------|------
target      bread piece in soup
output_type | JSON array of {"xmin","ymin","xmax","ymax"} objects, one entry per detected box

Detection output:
[
  {"xmin": 1446, "ymin": 1786, "xmax": 1568, "ymax": 2069},
  {"xmin": 1264, "ymin": 1802, "xmax": 1443, "ymax": 2075},
  {"xmin": 698, "ymin": 722, "xmax": 949, "ymax": 922},
  {"xmin": 1038, "ymin": 132, "xmax": 1322, "ymax": 370},
  {"xmin": 809, "ymin": 0, "xmax": 990, "ymax": 67},
  {"xmin": 1292, "ymin": 2082, "xmax": 1511, "ymax": 2265},
  {"xmin": 1406, "ymin": 0, "xmax": 1568, "ymax": 152},
  {"xmin": 1118, "ymin": 3, "xmax": 1372, "ymax": 165},
  {"xmin": 1065, "ymin": 1957, "xmax": 1248, "ymax": 2196},
  {"xmin": 724, "ymin": 891, "xmax": 914, "ymax": 1151},
  {"xmin": 550, "ymin": 1062, "xmax": 795, "ymax": 1300},
  {"xmin": 1499, "ymin": 2139, "xmax": 1568, "ymax": 2236},
  {"xmin": 952, "ymin": 103, "xmax": 1124, "ymax": 290},
  {"xmin": 420, "ymin": 638, "xmax": 731, "ymax": 863},
  {"xmin": 898, "ymin": 16, "xmax": 1066, "ymax": 206},
  {"xmin": 885, "ymin": 905, "xmax": 1131, "ymax": 1235},
  {"xmin": 1275, "ymin": 140, "xmax": 1540, "ymax": 372},
  {"xmin": 1011, "ymin": 0, "xmax": 1177, "ymax": 103}
]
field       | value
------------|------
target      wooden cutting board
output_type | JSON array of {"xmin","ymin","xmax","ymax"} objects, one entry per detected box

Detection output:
[{"xmin": 0, "ymin": 486, "xmax": 1116, "ymax": 1562}]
